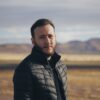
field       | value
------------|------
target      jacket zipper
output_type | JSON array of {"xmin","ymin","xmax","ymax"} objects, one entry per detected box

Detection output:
[{"xmin": 47, "ymin": 61, "xmax": 63, "ymax": 100}]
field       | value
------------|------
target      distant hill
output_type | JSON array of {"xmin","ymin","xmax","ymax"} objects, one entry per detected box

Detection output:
[
  {"xmin": 56, "ymin": 38, "xmax": 100, "ymax": 54},
  {"xmin": 0, "ymin": 38, "xmax": 100, "ymax": 54},
  {"xmin": 0, "ymin": 44, "xmax": 32, "ymax": 54}
]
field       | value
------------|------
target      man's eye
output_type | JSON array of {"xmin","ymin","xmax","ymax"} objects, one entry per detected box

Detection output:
[
  {"xmin": 40, "ymin": 36, "xmax": 45, "ymax": 39},
  {"xmin": 48, "ymin": 35, "xmax": 54, "ymax": 39},
  {"xmin": 39, "ymin": 35, "xmax": 54, "ymax": 39}
]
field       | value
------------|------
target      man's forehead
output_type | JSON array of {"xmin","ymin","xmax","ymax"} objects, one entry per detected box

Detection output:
[
  {"xmin": 39, "ymin": 33, "xmax": 54, "ymax": 36},
  {"xmin": 34, "ymin": 24, "xmax": 54, "ymax": 32},
  {"xmin": 34, "ymin": 24, "xmax": 55, "ymax": 35}
]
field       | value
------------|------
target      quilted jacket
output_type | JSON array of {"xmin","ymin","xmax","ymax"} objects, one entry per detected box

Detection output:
[{"xmin": 13, "ymin": 46, "xmax": 67, "ymax": 100}]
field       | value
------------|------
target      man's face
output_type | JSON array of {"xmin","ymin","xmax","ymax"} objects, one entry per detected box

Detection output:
[{"xmin": 32, "ymin": 24, "xmax": 56, "ymax": 56}]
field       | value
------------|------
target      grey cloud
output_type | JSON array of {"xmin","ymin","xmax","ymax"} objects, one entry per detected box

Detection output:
[
  {"xmin": 0, "ymin": 0, "xmax": 100, "ymax": 43},
  {"xmin": 0, "ymin": 6, "xmax": 100, "ymax": 28},
  {"xmin": 0, "ymin": 0, "xmax": 100, "ymax": 33},
  {"xmin": 1, "ymin": 0, "xmax": 100, "ymax": 9}
]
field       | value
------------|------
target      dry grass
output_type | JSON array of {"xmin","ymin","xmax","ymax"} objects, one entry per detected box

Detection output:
[
  {"xmin": 61, "ymin": 54, "xmax": 100, "ymax": 61},
  {"xmin": 0, "ymin": 53, "xmax": 100, "ymax": 65},
  {"xmin": 61, "ymin": 54, "xmax": 100, "ymax": 65},
  {"xmin": 0, "ymin": 53, "xmax": 28, "ymax": 64},
  {"xmin": 68, "ymin": 69, "xmax": 100, "ymax": 100},
  {"xmin": 0, "ymin": 69, "xmax": 100, "ymax": 100},
  {"xmin": 0, "ymin": 70, "xmax": 14, "ymax": 96},
  {"xmin": 0, "ymin": 54, "xmax": 100, "ymax": 100},
  {"xmin": 0, "ymin": 53, "xmax": 27, "ymax": 60},
  {"xmin": 0, "ymin": 53, "xmax": 100, "ymax": 100}
]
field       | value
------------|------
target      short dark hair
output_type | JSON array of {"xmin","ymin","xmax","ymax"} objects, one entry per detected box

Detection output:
[{"xmin": 31, "ymin": 18, "xmax": 55, "ymax": 38}]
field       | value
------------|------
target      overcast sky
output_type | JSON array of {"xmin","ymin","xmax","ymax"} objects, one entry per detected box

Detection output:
[{"xmin": 0, "ymin": 0, "xmax": 100, "ymax": 44}]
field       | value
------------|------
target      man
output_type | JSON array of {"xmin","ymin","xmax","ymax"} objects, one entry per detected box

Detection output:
[{"xmin": 13, "ymin": 18, "xmax": 67, "ymax": 100}]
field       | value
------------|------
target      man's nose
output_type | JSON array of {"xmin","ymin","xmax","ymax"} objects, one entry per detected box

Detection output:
[{"xmin": 45, "ymin": 36, "xmax": 50, "ymax": 43}]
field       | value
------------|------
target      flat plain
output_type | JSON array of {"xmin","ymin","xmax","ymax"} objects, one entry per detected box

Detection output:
[{"xmin": 0, "ymin": 53, "xmax": 100, "ymax": 100}]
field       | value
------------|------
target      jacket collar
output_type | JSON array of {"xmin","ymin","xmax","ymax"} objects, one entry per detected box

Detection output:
[{"xmin": 30, "ymin": 46, "xmax": 61, "ymax": 66}]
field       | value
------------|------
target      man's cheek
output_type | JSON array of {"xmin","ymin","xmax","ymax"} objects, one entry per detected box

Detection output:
[{"xmin": 37, "ymin": 41, "xmax": 43, "ymax": 47}]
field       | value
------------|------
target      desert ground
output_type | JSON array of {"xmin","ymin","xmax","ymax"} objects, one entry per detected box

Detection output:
[
  {"xmin": 0, "ymin": 53, "xmax": 100, "ymax": 100},
  {"xmin": 0, "ymin": 69, "xmax": 100, "ymax": 100}
]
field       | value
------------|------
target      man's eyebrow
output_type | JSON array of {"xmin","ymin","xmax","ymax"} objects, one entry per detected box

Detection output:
[
  {"xmin": 40, "ymin": 34, "xmax": 46, "ymax": 36},
  {"xmin": 40, "ymin": 34, "xmax": 53, "ymax": 36}
]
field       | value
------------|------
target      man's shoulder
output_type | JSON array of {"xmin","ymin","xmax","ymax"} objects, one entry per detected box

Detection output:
[
  {"xmin": 15, "ymin": 54, "xmax": 44, "ymax": 71},
  {"xmin": 56, "ymin": 59, "xmax": 66, "ymax": 66},
  {"xmin": 15, "ymin": 55, "xmax": 32, "ymax": 71},
  {"xmin": 56, "ymin": 60, "xmax": 67, "ymax": 70}
]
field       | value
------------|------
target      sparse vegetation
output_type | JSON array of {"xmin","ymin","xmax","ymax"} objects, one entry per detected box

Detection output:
[
  {"xmin": 0, "ymin": 69, "xmax": 100, "ymax": 100},
  {"xmin": 0, "ymin": 54, "xmax": 100, "ymax": 100},
  {"xmin": 61, "ymin": 54, "xmax": 100, "ymax": 66},
  {"xmin": 0, "ymin": 53, "xmax": 100, "ymax": 65},
  {"xmin": 68, "ymin": 69, "xmax": 100, "ymax": 100},
  {"xmin": 0, "ymin": 53, "xmax": 28, "ymax": 64}
]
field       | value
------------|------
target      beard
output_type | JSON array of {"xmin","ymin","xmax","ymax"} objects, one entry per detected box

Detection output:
[{"xmin": 34, "ymin": 42, "xmax": 55, "ymax": 57}]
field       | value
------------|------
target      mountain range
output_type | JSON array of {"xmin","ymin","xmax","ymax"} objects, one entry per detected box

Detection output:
[
  {"xmin": 56, "ymin": 38, "xmax": 100, "ymax": 54},
  {"xmin": 0, "ymin": 38, "xmax": 100, "ymax": 54}
]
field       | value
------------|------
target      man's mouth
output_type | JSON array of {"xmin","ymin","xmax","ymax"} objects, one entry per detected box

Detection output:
[{"xmin": 43, "ymin": 46, "xmax": 53, "ymax": 49}]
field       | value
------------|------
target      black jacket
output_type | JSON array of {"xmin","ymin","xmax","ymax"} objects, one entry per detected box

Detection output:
[{"xmin": 13, "ymin": 47, "xmax": 67, "ymax": 100}]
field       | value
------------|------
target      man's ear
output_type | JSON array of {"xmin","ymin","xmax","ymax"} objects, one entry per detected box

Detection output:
[{"xmin": 31, "ymin": 37, "xmax": 35, "ymax": 45}]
